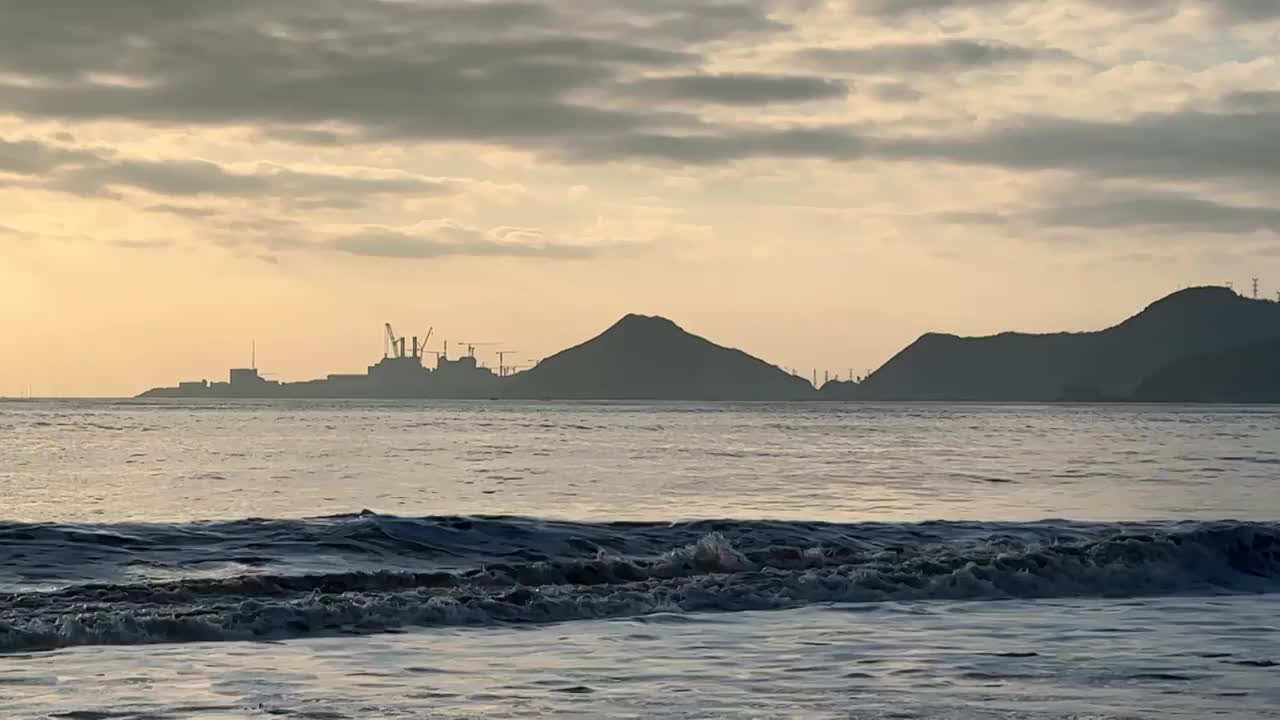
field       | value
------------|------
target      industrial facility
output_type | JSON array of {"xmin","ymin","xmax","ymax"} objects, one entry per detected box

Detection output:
[{"xmin": 144, "ymin": 324, "xmax": 506, "ymax": 399}]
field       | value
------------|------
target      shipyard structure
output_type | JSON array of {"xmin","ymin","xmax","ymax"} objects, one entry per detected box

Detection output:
[
  {"xmin": 141, "ymin": 325, "xmax": 504, "ymax": 399},
  {"xmin": 134, "ymin": 286, "xmax": 1280, "ymax": 403}
]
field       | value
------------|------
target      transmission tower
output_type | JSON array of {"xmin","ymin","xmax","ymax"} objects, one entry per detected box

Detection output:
[{"xmin": 1252, "ymin": 278, "xmax": 1259, "ymax": 299}]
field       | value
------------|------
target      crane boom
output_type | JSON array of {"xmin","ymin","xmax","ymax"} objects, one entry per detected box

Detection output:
[
  {"xmin": 457, "ymin": 341, "xmax": 498, "ymax": 358},
  {"xmin": 384, "ymin": 323, "xmax": 400, "ymax": 358},
  {"xmin": 385, "ymin": 323, "xmax": 408, "ymax": 359}
]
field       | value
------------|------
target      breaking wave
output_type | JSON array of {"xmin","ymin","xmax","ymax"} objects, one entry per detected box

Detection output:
[{"xmin": 1, "ymin": 514, "xmax": 1278, "ymax": 652}]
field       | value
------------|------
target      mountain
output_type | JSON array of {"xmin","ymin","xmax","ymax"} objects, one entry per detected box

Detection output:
[
  {"xmin": 824, "ymin": 287, "xmax": 1280, "ymax": 401},
  {"xmin": 1132, "ymin": 336, "xmax": 1280, "ymax": 403},
  {"xmin": 502, "ymin": 314, "xmax": 815, "ymax": 400}
]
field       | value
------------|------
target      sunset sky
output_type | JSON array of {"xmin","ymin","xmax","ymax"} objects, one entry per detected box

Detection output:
[{"xmin": 2, "ymin": 0, "xmax": 1278, "ymax": 396}]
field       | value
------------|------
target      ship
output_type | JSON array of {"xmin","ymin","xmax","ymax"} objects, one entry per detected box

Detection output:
[{"xmin": 139, "ymin": 324, "xmax": 505, "ymax": 399}]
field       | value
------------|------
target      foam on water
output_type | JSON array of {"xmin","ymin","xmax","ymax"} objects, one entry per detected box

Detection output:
[{"xmin": 2, "ymin": 514, "xmax": 1277, "ymax": 652}]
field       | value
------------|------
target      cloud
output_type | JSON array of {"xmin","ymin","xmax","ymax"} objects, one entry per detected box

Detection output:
[
  {"xmin": 1206, "ymin": 0, "xmax": 1280, "ymax": 21},
  {"xmin": 850, "ymin": 0, "xmax": 1009, "ymax": 18},
  {"xmin": 1038, "ymin": 190, "xmax": 1280, "ymax": 234},
  {"xmin": 327, "ymin": 221, "xmax": 599, "ymax": 259},
  {"xmin": 18, "ymin": 97, "xmax": 1268, "ymax": 192},
  {"xmin": 112, "ymin": 238, "xmax": 176, "ymax": 249},
  {"xmin": 1223, "ymin": 90, "xmax": 1280, "ymax": 113},
  {"xmin": 586, "ymin": 0, "xmax": 793, "ymax": 43},
  {"xmin": 0, "ymin": 0, "xmax": 713, "ymax": 153},
  {"xmin": 570, "ymin": 126, "xmax": 867, "ymax": 164},
  {"xmin": 0, "ymin": 0, "xmax": 836, "ymax": 168},
  {"xmin": 797, "ymin": 39, "xmax": 1079, "ymax": 74},
  {"xmin": 6, "ymin": 0, "xmax": 1266, "ymax": 184},
  {"xmin": 2, "ymin": 0, "xmax": 1277, "ymax": 273},
  {"xmin": 0, "ymin": 43, "xmax": 686, "ymax": 143},
  {"xmin": 946, "ymin": 185, "xmax": 1280, "ymax": 235},
  {"xmin": 62, "ymin": 160, "xmax": 456, "ymax": 201},
  {"xmin": 0, "ymin": 137, "xmax": 96, "ymax": 175},
  {"xmin": 875, "ymin": 103, "xmax": 1280, "ymax": 181},
  {"xmin": 144, "ymin": 204, "xmax": 228, "ymax": 220},
  {"xmin": 0, "ymin": 135, "xmax": 461, "ymax": 205},
  {"xmin": 623, "ymin": 73, "xmax": 848, "ymax": 105},
  {"xmin": 536, "ymin": 89, "xmax": 1280, "ymax": 179},
  {"xmin": 555, "ymin": 90, "xmax": 1279, "ymax": 181},
  {"xmin": 200, "ymin": 215, "xmax": 620, "ymax": 262},
  {"xmin": 56, "ymin": 158, "xmax": 265, "ymax": 198},
  {"xmin": 870, "ymin": 82, "xmax": 925, "ymax": 102},
  {"xmin": 849, "ymin": 0, "xmax": 1278, "ymax": 21}
]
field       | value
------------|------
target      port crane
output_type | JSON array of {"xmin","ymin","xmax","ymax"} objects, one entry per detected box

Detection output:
[
  {"xmin": 496, "ymin": 350, "xmax": 518, "ymax": 377},
  {"xmin": 385, "ymin": 324, "xmax": 433, "ymax": 361},
  {"xmin": 458, "ymin": 342, "xmax": 498, "ymax": 359},
  {"xmin": 384, "ymin": 323, "xmax": 402, "ymax": 358}
]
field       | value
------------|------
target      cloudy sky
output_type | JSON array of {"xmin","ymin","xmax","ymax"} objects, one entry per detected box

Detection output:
[{"xmin": 2, "ymin": 0, "xmax": 1278, "ymax": 395}]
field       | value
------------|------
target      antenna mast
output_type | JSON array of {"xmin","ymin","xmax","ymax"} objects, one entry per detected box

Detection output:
[{"xmin": 1252, "ymin": 278, "xmax": 1259, "ymax": 299}]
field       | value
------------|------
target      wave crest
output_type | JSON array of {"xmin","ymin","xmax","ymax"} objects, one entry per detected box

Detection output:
[{"xmin": 2, "ymin": 520, "xmax": 1278, "ymax": 652}]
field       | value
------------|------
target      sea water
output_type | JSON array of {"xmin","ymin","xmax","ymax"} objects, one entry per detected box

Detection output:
[{"xmin": 2, "ymin": 400, "xmax": 1278, "ymax": 718}]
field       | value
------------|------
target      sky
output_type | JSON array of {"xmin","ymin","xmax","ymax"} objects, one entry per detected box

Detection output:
[{"xmin": 1, "ymin": 0, "xmax": 1278, "ymax": 396}]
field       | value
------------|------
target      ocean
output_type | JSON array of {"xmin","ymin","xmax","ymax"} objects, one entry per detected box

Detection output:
[{"xmin": 2, "ymin": 400, "xmax": 1279, "ymax": 718}]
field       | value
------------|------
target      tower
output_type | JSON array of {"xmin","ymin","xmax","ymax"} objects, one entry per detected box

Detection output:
[{"xmin": 1252, "ymin": 278, "xmax": 1259, "ymax": 299}]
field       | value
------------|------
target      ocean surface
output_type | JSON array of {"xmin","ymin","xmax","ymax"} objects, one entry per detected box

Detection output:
[{"xmin": 2, "ymin": 400, "xmax": 1279, "ymax": 719}]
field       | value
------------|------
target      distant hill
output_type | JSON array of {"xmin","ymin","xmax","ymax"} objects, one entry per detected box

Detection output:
[
  {"xmin": 824, "ymin": 287, "xmax": 1280, "ymax": 401},
  {"xmin": 502, "ymin": 314, "xmax": 815, "ymax": 400},
  {"xmin": 1132, "ymin": 336, "xmax": 1280, "ymax": 403}
]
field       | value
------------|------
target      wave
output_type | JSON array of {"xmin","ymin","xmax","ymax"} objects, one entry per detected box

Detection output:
[
  {"xmin": 1, "ymin": 515, "xmax": 1278, "ymax": 652},
  {"xmin": 0, "ymin": 513, "xmax": 1127, "ymax": 589}
]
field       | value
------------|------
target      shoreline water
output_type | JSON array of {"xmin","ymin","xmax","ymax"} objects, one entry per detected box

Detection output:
[{"xmin": 4, "ymin": 401, "xmax": 1279, "ymax": 717}]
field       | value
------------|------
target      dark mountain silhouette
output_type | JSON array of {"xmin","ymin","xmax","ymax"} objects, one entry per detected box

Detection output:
[
  {"xmin": 1132, "ymin": 336, "xmax": 1280, "ymax": 403},
  {"xmin": 823, "ymin": 287, "xmax": 1280, "ymax": 401},
  {"xmin": 502, "ymin": 314, "xmax": 815, "ymax": 400}
]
